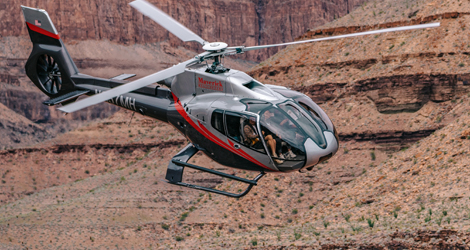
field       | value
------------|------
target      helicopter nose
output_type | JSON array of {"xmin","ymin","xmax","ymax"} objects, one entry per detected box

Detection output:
[{"xmin": 303, "ymin": 131, "xmax": 338, "ymax": 170}]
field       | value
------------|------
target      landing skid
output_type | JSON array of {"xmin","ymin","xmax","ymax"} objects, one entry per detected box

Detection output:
[{"xmin": 165, "ymin": 143, "xmax": 265, "ymax": 198}]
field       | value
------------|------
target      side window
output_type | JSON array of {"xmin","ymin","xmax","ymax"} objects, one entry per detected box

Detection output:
[
  {"xmin": 213, "ymin": 110, "xmax": 266, "ymax": 154},
  {"xmin": 225, "ymin": 112, "xmax": 242, "ymax": 143},
  {"xmin": 211, "ymin": 110, "xmax": 224, "ymax": 134},
  {"xmin": 239, "ymin": 115, "xmax": 266, "ymax": 154}
]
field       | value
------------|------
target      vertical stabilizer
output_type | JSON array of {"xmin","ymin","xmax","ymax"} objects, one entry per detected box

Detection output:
[
  {"xmin": 22, "ymin": 5, "xmax": 60, "ymax": 45},
  {"xmin": 21, "ymin": 5, "xmax": 79, "ymax": 98}
]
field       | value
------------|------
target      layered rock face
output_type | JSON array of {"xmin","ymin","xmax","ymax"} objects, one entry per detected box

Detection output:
[
  {"xmin": 2, "ymin": 0, "xmax": 367, "ymax": 61},
  {"xmin": 251, "ymin": 67, "xmax": 470, "ymax": 113},
  {"xmin": 0, "ymin": 0, "xmax": 367, "ymax": 146},
  {"xmin": 0, "ymin": 88, "xmax": 119, "ymax": 122},
  {"xmin": 248, "ymin": 3, "xmax": 470, "ymax": 150}
]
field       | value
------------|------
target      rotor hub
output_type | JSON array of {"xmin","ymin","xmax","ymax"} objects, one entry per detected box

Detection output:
[{"xmin": 203, "ymin": 42, "xmax": 228, "ymax": 51}]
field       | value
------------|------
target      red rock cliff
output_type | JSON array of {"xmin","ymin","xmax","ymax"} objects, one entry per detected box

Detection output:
[{"xmin": 1, "ymin": 0, "xmax": 367, "ymax": 61}]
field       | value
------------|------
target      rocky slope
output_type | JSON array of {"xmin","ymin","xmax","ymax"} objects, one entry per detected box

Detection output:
[
  {"xmin": 176, "ymin": 96, "xmax": 470, "ymax": 249},
  {"xmin": 1, "ymin": 102, "xmax": 469, "ymax": 249},
  {"xmin": 0, "ymin": 103, "xmax": 49, "ymax": 149},
  {"xmin": 249, "ymin": 0, "xmax": 470, "ymax": 150},
  {"xmin": 1, "ymin": 0, "xmax": 470, "ymax": 249},
  {"xmin": 0, "ymin": 108, "xmax": 381, "ymax": 249}
]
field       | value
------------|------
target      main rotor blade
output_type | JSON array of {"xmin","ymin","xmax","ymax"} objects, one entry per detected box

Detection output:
[
  {"xmin": 58, "ymin": 58, "xmax": 197, "ymax": 113},
  {"xmin": 129, "ymin": 0, "xmax": 207, "ymax": 46},
  {"xmin": 244, "ymin": 23, "xmax": 440, "ymax": 52}
]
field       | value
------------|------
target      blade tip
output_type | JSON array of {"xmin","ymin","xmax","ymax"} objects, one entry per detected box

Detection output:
[
  {"xmin": 57, "ymin": 107, "xmax": 71, "ymax": 113},
  {"xmin": 129, "ymin": 0, "xmax": 143, "ymax": 7}
]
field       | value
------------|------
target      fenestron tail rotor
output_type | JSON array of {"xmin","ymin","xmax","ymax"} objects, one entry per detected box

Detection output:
[{"xmin": 36, "ymin": 54, "xmax": 62, "ymax": 95}]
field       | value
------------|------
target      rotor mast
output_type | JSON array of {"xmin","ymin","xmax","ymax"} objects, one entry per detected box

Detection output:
[{"xmin": 203, "ymin": 42, "xmax": 229, "ymax": 73}]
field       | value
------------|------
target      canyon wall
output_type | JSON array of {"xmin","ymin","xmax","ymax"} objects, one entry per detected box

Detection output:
[
  {"xmin": 1, "ymin": 0, "xmax": 367, "ymax": 61},
  {"xmin": 252, "ymin": 65, "xmax": 470, "ymax": 113},
  {"xmin": 0, "ymin": 0, "xmax": 367, "ymax": 136}
]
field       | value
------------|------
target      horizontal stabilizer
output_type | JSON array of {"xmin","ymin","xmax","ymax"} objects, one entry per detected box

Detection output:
[
  {"xmin": 43, "ymin": 90, "xmax": 90, "ymax": 106},
  {"xmin": 110, "ymin": 74, "xmax": 136, "ymax": 81}
]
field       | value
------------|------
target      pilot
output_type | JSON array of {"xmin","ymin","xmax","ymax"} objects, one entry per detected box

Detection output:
[
  {"xmin": 243, "ymin": 117, "xmax": 283, "ymax": 164},
  {"xmin": 262, "ymin": 110, "xmax": 297, "ymax": 160}
]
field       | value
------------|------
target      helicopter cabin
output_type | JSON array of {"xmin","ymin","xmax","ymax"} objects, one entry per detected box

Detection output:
[{"xmin": 169, "ymin": 65, "xmax": 337, "ymax": 172}]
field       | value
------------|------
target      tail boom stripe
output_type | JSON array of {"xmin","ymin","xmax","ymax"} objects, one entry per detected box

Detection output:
[{"xmin": 26, "ymin": 22, "xmax": 60, "ymax": 40}]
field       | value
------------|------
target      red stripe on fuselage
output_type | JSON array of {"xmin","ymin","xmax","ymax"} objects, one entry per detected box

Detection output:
[
  {"xmin": 197, "ymin": 120, "xmax": 270, "ymax": 169},
  {"xmin": 172, "ymin": 93, "xmax": 274, "ymax": 171},
  {"xmin": 26, "ymin": 22, "xmax": 60, "ymax": 40}
]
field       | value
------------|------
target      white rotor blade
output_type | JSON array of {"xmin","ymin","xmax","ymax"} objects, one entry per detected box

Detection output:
[
  {"xmin": 244, "ymin": 23, "xmax": 440, "ymax": 52},
  {"xmin": 130, "ymin": 0, "xmax": 207, "ymax": 45},
  {"xmin": 58, "ymin": 58, "xmax": 197, "ymax": 113}
]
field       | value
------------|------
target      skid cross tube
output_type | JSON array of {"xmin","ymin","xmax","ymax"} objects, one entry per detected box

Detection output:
[{"xmin": 169, "ymin": 159, "xmax": 265, "ymax": 198}]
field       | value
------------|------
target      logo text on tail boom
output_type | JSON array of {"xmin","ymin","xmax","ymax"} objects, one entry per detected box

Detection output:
[{"xmin": 95, "ymin": 89, "xmax": 136, "ymax": 111}]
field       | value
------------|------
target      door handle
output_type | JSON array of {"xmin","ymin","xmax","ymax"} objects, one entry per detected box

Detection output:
[{"xmin": 234, "ymin": 144, "xmax": 240, "ymax": 149}]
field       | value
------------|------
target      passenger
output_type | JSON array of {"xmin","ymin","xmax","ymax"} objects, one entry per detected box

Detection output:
[
  {"xmin": 243, "ymin": 117, "xmax": 261, "ymax": 147},
  {"xmin": 243, "ymin": 117, "xmax": 283, "ymax": 164}
]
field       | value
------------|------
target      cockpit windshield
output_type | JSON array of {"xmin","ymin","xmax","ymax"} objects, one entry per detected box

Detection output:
[
  {"xmin": 278, "ymin": 103, "xmax": 327, "ymax": 148},
  {"xmin": 239, "ymin": 99, "xmax": 327, "ymax": 168},
  {"xmin": 259, "ymin": 108, "xmax": 306, "ymax": 150},
  {"xmin": 258, "ymin": 107, "xmax": 306, "ymax": 168}
]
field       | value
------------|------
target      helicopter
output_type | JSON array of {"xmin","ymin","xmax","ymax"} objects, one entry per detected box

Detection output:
[{"xmin": 20, "ymin": 1, "xmax": 439, "ymax": 198}]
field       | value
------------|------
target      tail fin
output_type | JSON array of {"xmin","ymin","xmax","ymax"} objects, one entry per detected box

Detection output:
[{"xmin": 21, "ymin": 6, "xmax": 79, "ymax": 98}]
